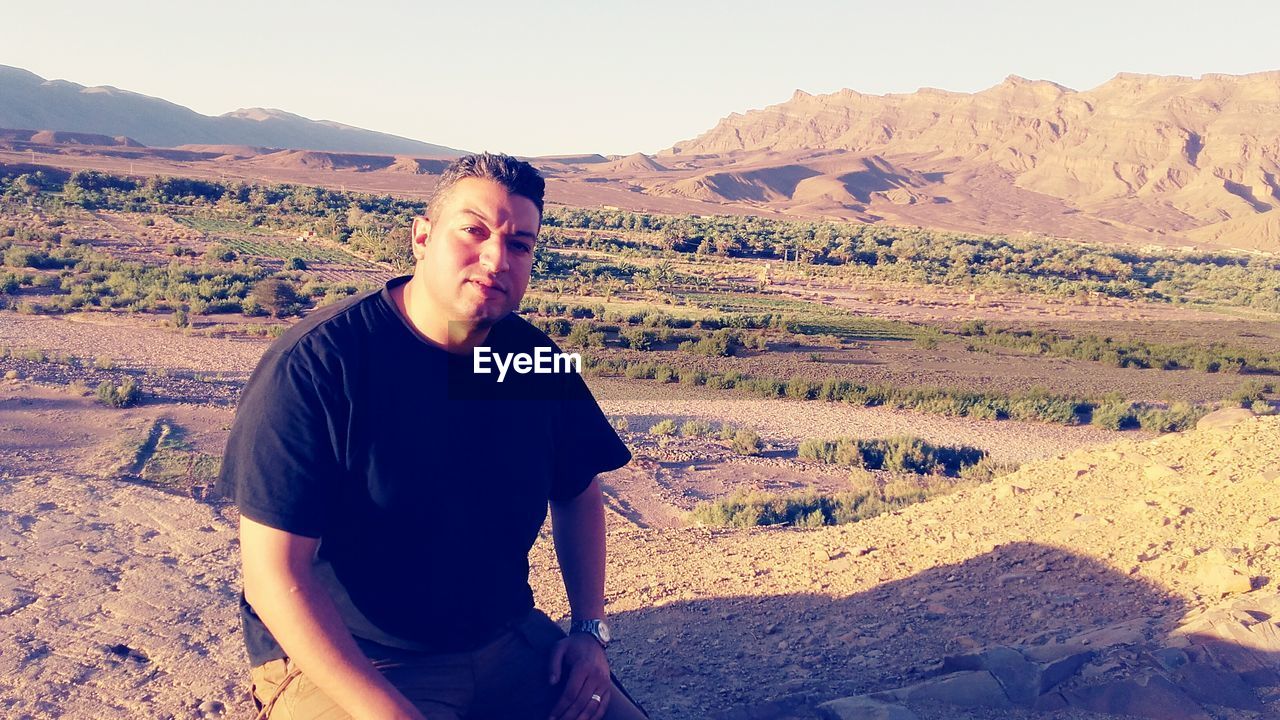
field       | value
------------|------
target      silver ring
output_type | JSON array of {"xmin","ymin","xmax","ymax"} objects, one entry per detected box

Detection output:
[{"xmin": 590, "ymin": 693, "xmax": 602, "ymax": 703}]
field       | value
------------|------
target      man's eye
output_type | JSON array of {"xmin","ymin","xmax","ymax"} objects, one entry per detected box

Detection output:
[
  {"xmin": 463, "ymin": 226, "xmax": 484, "ymax": 235},
  {"xmin": 510, "ymin": 242, "xmax": 531, "ymax": 253}
]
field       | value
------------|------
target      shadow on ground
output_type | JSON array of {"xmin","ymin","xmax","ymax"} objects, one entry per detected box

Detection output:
[{"xmin": 606, "ymin": 542, "xmax": 1196, "ymax": 719}]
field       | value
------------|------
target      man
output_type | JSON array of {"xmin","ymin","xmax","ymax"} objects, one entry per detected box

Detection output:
[{"xmin": 218, "ymin": 153, "xmax": 647, "ymax": 720}]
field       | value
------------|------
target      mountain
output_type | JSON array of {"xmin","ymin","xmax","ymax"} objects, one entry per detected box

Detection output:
[
  {"xmin": 658, "ymin": 72, "xmax": 1280, "ymax": 251},
  {"xmin": 0, "ymin": 65, "xmax": 462, "ymax": 156}
]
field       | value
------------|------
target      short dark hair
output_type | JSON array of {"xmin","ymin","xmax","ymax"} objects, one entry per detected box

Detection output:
[{"xmin": 427, "ymin": 152, "xmax": 545, "ymax": 218}]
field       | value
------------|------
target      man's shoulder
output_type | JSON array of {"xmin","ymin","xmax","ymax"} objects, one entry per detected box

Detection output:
[{"xmin": 263, "ymin": 285, "xmax": 390, "ymax": 361}]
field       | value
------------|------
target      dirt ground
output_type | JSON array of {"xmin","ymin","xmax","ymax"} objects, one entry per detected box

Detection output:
[
  {"xmin": 0, "ymin": 286, "xmax": 1275, "ymax": 719},
  {"xmin": 2, "ymin": 377, "xmax": 1277, "ymax": 719}
]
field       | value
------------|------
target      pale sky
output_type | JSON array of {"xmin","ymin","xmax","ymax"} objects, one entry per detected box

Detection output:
[{"xmin": 4, "ymin": 1, "xmax": 1278, "ymax": 156}]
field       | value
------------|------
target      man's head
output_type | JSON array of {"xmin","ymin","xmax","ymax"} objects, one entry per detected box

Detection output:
[
  {"xmin": 407, "ymin": 153, "xmax": 544, "ymax": 348},
  {"xmin": 427, "ymin": 152, "xmax": 545, "ymax": 222}
]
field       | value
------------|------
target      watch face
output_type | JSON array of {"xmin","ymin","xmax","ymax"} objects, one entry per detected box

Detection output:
[{"xmin": 574, "ymin": 619, "xmax": 612, "ymax": 646}]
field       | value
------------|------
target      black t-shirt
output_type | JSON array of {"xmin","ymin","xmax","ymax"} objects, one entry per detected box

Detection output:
[{"xmin": 218, "ymin": 276, "xmax": 631, "ymax": 666}]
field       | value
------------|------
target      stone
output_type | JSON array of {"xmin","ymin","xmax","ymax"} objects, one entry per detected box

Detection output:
[
  {"xmin": 816, "ymin": 696, "xmax": 920, "ymax": 720},
  {"xmin": 1063, "ymin": 674, "xmax": 1211, "ymax": 720},
  {"xmin": 1170, "ymin": 661, "xmax": 1264, "ymax": 711},
  {"xmin": 1192, "ymin": 634, "xmax": 1280, "ymax": 687},
  {"xmin": 975, "ymin": 646, "xmax": 1042, "ymax": 706},
  {"xmin": 993, "ymin": 483, "xmax": 1026, "ymax": 499},
  {"xmin": 1195, "ymin": 407, "xmax": 1255, "ymax": 431},
  {"xmin": 1032, "ymin": 692, "xmax": 1069, "ymax": 710},
  {"xmin": 1068, "ymin": 624, "xmax": 1144, "ymax": 649},
  {"xmin": 196, "ymin": 700, "xmax": 226, "ymax": 717},
  {"xmin": 1195, "ymin": 561, "xmax": 1253, "ymax": 597},
  {"xmin": 1022, "ymin": 642, "xmax": 1091, "ymax": 664},
  {"xmin": 872, "ymin": 671, "xmax": 1012, "ymax": 708},
  {"xmin": 3, "ymin": 369, "xmax": 18, "ymax": 380},
  {"xmin": 1039, "ymin": 649, "xmax": 1095, "ymax": 693}
]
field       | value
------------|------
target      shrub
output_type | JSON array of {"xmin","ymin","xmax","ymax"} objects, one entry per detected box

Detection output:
[
  {"xmin": 96, "ymin": 377, "xmax": 141, "ymax": 408},
  {"xmin": 687, "ymin": 486, "xmax": 944, "ymax": 528},
  {"xmin": 1228, "ymin": 380, "xmax": 1273, "ymax": 409},
  {"xmin": 619, "ymin": 328, "xmax": 657, "ymax": 350},
  {"xmin": 914, "ymin": 334, "xmax": 940, "ymax": 350},
  {"xmin": 797, "ymin": 435, "xmax": 985, "ymax": 477},
  {"xmin": 649, "ymin": 419, "xmax": 678, "ymax": 436},
  {"xmin": 539, "ymin": 318, "xmax": 572, "ymax": 336},
  {"xmin": 285, "ymin": 257, "xmax": 307, "ymax": 271},
  {"xmin": 679, "ymin": 419, "xmax": 715, "ymax": 438},
  {"xmin": 251, "ymin": 278, "xmax": 302, "ymax": 318},
  {"xmin": 623, "ymin": 363, "xmax": 654, "ymax": 380},
  {"xmin": 1136, "ymin": 402, "xmax": 1206, "ymax": 433},
  {"xmin": 730, "ymin": 429, "xmax": 763, "ymax": 456},
  {"xmin": 678, "ymin": 369, "xmax": 706, "ymax": 386},
  {"xmin": 1090, "ymin": 394, "xmax": 1138, "ymax": 430},
  {"xmin": 958, "ymin": 457, "xmax": 1019, "ymax": 482},
  {"xmin": 785, "ymin": 378, "xmax": 820, "ymax": 400},
  {"xmin": 678, "ymin": 329, "xmax": 737, "ymax": 357},
  {"xmin": 566, "ymin": 322, "xmax": 606, "ymax": 348},
  {"xmin": 207, "ymin": 245, "xmax": 238, "ymax": 262}
]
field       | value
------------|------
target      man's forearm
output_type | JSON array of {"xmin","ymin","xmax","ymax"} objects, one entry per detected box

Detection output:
[
  {"xmin": 240, "ymin": 515, "xmax": 426, "ymax": 720},
  {"xmin": 549, "ymin": 477, "xmax": 607, "ymax": 620},
  {"xmin": 246, "ymin": 571, "xmax": 426, "ymax": 720}
]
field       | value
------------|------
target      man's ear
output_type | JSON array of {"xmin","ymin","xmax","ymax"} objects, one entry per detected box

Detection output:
[{"xmin": 411, "ymin": 216, "xmax": 432, "ymax": 261}]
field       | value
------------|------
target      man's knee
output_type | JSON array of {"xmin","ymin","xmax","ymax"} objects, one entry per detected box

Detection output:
[{"xmin": 250, "ymin": 658, "xmax": 352, "ymax": 719}]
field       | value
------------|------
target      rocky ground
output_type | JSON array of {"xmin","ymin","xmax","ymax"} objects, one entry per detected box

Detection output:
[{"xmin": 1, "ymin": 311, "xmax": 1277, "ymax": 719}]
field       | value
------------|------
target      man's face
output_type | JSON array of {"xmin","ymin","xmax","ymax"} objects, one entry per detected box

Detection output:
[{"xmin": 411, "ymin": 177, "xmax": 540, "ymax": 331}]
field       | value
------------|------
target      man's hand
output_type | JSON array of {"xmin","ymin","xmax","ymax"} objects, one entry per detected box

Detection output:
[{"xmin": 548, "ymin": 633, "xmax": 611, "ymax": 720}]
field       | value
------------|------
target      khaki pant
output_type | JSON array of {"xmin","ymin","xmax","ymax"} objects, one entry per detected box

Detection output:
[{"xmin": 249, "ymin": 610, "xmax": 648, "ymax": 720}]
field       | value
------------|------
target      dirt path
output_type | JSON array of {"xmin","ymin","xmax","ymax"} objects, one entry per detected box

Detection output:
[{"xmin": 0, "ymin": 312, "xmax": 267, "ymax": 377}]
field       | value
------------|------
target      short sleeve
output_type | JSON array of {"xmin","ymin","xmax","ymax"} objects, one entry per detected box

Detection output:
[
  {"xmin": 549, "ymin": 371, "xmax": 631, "ymax": 501},
  {"xmin": 217, "ymin": 349, "xmax": 342, "ymax": 538}
]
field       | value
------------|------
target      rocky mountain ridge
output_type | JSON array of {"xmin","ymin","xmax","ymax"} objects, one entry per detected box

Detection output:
[
  {"xmin": 0, "ymin": 65, "xmax": 462, "ymax": 156},
  {"xmin": 657, "ymin": 71, "xmax": 1280, "ymax": 251}
]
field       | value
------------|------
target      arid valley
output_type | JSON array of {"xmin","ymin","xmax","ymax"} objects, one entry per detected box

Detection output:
[{"xmin": 2, "ymin": 62, "xmax": 1280, "ymax": 720}]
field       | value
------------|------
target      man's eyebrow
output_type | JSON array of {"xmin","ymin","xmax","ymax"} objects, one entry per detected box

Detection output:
[{"xmin": 460, "ymin": 208, "xmax": 537, "ymax": 239}]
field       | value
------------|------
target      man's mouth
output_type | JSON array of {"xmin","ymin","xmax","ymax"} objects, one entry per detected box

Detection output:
[{"xmin": 469, "ymin": 279, "xmax": 507, "ymax": 295}]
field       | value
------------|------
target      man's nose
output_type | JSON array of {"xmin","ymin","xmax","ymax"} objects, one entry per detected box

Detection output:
[{"xmin": 479, "ymin": 235, "xmax": 510, "ymax": 274}]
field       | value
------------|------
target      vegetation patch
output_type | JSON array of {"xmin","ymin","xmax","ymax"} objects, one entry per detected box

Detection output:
[
  {"xmin": 959, "ymin": 321, "xmax": 1280, "ymax": 374},
  {"xmin": 688, "ymin": 483, "xmax": 943, "ymax": 529},
  {"xmin": 96, "ymin": 377, "xmax": 141, "ymax": 408},
  {"xmin": 798, "ymin": 435, "xmax": 985, "ymax": 476}
]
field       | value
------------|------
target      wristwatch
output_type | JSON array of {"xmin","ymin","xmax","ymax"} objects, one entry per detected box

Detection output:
[{"xmin": 569, "ymin": 618, "xmax": 612, "ymax": 648}]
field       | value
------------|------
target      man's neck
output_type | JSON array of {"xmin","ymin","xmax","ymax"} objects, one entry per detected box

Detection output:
[{"xmin": 391, "ymin": 278, "xmax": 491, "ymax": 354}]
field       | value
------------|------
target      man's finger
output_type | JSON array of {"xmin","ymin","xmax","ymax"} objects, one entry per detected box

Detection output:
[
  {"xmin": 548, "ymin": 640, "xmax": 568, "ymax": 685},
  {"xmin": 585, "ymin": 687, "xmax": 610, "ymax": 720},
  {"xmin": 550, "ymin": 665, "xmax": 590, "ymax": 719}
]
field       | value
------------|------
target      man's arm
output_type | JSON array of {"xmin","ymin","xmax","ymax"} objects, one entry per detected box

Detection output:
[
  {"xmin": 239, "ymin": 516, "xmax": 427, "ymax": 720},
  {"xmin": 548, "ymin": 477, "xmax": 612, "ymax": 720}
]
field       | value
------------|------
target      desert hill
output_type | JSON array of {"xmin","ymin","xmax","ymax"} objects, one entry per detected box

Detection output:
[
  {"xmin": 651, "ymin": 72, "xmax": 1280, "ymax": 251},
  {"xmin": 0, "ymin": 65, "xmax": 463, "ymax": 156}
]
